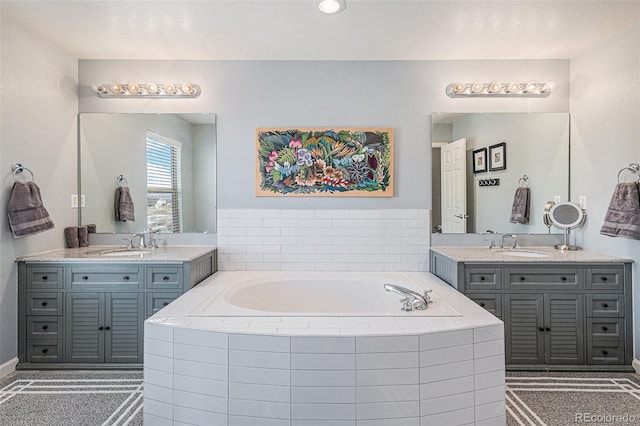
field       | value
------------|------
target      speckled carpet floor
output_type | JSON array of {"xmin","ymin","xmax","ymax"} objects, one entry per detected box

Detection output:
[
  {"xmin": 506, "ymin": 372, "xmax": 640, "ymax": 426},
  {"xmin": 2, "ymin": 370, "xmax": 640, "ymax": 425},
  {"xmin": 0, "ymin": 371, "xmax": 143, "ymax": 426}
]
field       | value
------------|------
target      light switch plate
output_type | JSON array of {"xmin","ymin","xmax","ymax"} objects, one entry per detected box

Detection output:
[
  {"xmin": 579, "ymin": 195, "xmax": 587, "ymax": 209},
  {"xmin": 553, "ymin": 195, "xmax": 561, "ymax": 203},
  {"xmin": 71, "ymin": 194, "xmax": 78, "ymax": 208}
]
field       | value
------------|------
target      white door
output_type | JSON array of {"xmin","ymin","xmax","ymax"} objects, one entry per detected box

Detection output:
[{"xmin": 441, "ymin": 138, "xmax": 467, "ymax": 233}]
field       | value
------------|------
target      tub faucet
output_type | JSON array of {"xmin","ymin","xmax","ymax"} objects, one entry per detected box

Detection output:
[{"xmin": 384, "ymin": 283, "xmax": 432, "ymax": 311}]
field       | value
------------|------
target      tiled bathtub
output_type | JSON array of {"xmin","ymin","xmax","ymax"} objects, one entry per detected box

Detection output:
[{"xmin": 143, "ymin": 271, "xmax": 505, "ymax": 426}]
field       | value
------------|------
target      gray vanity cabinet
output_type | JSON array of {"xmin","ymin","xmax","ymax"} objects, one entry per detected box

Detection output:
[
  {"xmin": 429, "ymin": 249, "xmax": 632, "ymax": 370},
  {"xmin": 17, "ymin": 250, "xmax": 216, "ymax": 369}
]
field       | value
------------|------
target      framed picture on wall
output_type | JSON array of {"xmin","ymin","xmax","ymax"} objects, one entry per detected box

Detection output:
[
  {"xmin": 472, "ymin": 147, "xmax": 487, "ymax": 173},
  {"xmin": 489, "ymin": 142, "xmax": 507, "ymax": 171}
]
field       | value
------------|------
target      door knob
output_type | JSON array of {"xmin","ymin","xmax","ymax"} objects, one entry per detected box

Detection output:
[{"xmin": 453, "ymin": 214, "xmax": 469, "ymax": 219}]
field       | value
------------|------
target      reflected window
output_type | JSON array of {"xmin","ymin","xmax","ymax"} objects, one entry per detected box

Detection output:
[{"xmin": 146, "ymin": 132, "xmax": 182, "ymax": 233}]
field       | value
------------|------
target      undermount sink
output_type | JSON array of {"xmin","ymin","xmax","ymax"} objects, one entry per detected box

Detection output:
[
  {"xmin": 500, "ymin": 250, "xmax": 550, "ymax": 258},
  {"xmin": 97, "ymin": 249, "xmax": 153, "ymax": 257}
]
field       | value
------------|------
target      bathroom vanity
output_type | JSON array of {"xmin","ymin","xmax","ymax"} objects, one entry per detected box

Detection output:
[
  {"xmin": 16, "ymin": 246, "xmax": 216, "ymax": 369},
  {"xmin": 430, "ymin": 246, "xmax": 633, "ymax": 370}
]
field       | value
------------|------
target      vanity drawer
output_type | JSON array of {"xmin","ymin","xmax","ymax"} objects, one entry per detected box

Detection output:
[
  {"xmin": 70, "ymin": 266, "xmax": 141, "ymax": 290},
  {"xmin": 587, "ymin": 341, "xmax": 624, "ymax": 365},
  {"xmin": 27, "ymin": 341, "xmax": 62, "ymax": 363},
  {"xmin": 586, "ymin": 267, "xmax": 624, "ymax": 291},
  {"xmin": 146, "ymin": 267, "xmax": 183, "ymax": 289},
  {"xmin": 147, "ymin": 292, "xmax": 180, "ymax": 316},
  {"xmin": 464, "ymin": 267, "xmax": 500, "ymax": 291},
  {"xmin": 467, "ymin": 293, "xmax": 502, "ymax": 319},
  {"xmin": 587, "ymin": 317, "xmax": 624, "ymax": 341},
  {"xmin": 27, "ymin": 316, "xmax": 63, "ymax": 341},
  {"xmin": 26, "ymin": 266, "xmax": 64, "ymax": 290},
  {"xmin": 586, "ymin": 294, "xmax": 624, "ymax": 317},
  {"xmin": 506, "ymin": 267, "xmax": 581, "ymax": 290},
  {"xmin": 26, "ymin": 293, "xmax": 62, "ymax": 315}
]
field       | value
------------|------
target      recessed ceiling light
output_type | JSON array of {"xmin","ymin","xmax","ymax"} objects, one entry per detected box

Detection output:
[{"xmin": 317, "ymin": 0, "xmax": 346, "ymax": 14}]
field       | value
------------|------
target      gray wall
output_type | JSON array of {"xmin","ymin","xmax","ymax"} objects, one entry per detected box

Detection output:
[
  {"xmin": 78, "ymin": 60, "xmax": 570, "ymax": 211},
  {"xmin": 0, "ymin": 15, "xmax": 78, "ymax": 368},
  {"xmin": 570, "ymin": 21, "xmax": 640, "ymax": 358}
]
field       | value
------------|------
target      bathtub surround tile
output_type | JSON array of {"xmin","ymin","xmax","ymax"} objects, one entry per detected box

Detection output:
[
  {"xmin": 230, "ymin": 334, "xmax": 290, "ymax": 353},
  {"xmin": 356, "ymin": 400, "xmax": 420, "ymax": 420},
  {"xmin": 420, "ymin": 376, "xmax": 475, "ymax": 399},
  {"xmin": 358, "ymin": 418, "xmax": 419, "ymax": 426},
  {"xmin": 145, "ymin": 323, "xmax": 174, "ymax": 342},
  {"xmin": 173, "ymin": 390, "xmax": 228, "ymax": 414},
  {"xmin": 144, "ymin": 353, "xmax": 173, "ymax": 373},
  {"xmin": 145, "ymin": 367, "xmax": 174, "ymax": 389},
  {"xmin": 473, "ymin": 325, "xmax": 504, "ymax": 343},
  {"xmin": 292, "ymin": 353, "xmax": 355, "ymax": 370},
  {"xmin": 144, "ymin": 382, "xmax": 173, "ymax": 404},
  {"xmin": 173, "ymin": 406, "xmax": 227, "ymax": 425},
  {"xmin": 419, "ymin": 329, "xmax": 473, "ymax": 350},
  {"xmin": 291, "ymin": 369, "xmax": 356, "ymax": 387},
  {"xmin": 420, "ymin": 407, "xmax": 475, "ymax": 426},
  {"xmin": 174, "ymin": 359, "xmax": 228, "ymax": 381},
  {"xmin": 356, "ymin": 368, "xmax": 420, "ymax": 386},
  {"xmin": 144, "ymin": 398, "xmax": 173, "ymax": 420},
  {"xmin": 173, "ymin": 344, "xmax": 227, "ymax": 365},
  {"xmin": 356, "ymin": 352, "xmax": 419, "ymax": 370},
  {"xmin": 419, "ymin": 344, "xmax": 473, "ymax": 366},
  {"xmin": 291, "ymin": 403, "xmax": 356, "ymax": 421},
  {"xmin": 292, "ymin": 337, "xmax": 355, "ymax": 353},
  {"xmin": 230, "ymin": 366, "xmax": 291, "ymax": 386},
  {"xmin": 292, "ymin": 386, "xmax": 356, "ymax": 404},
  {"xmin": 144, "ymin": 337, "xmax": 173, "ymax": 358},
  {"xmin": 174, "ymin": 375, "xmax": 228, "ymax": 398},
  {"xmin": 420, "ymin": 391, "xmax": 474, "ymax": 416},
  {"xmin": 473, "ymin": 355, "xmax": 505, "ymax": 375},
  {"xmin": 144, "ymin": 413, "xmax": 173, "ymax": 426},
  {"xmin": 230, "ymin": 349, "xmax": 290, "ymax": 369},
  {"xmin": 217, "ymin": 208, "xmax": 430, "ymax": 271},
  {"xmin": 229, "ymin": 399, "xmax": 290, "ymax": 420},
  {"xmin": 474, "ymin": 369, "xmax": 506, "ymax": 391},
  {"xmin": 356, "ymin": 336, "xmax": 419, "ymax": 353},
  {"xmin": 474, "ymin": 339, "xmax": 505, "ymax": 359},
  {"xmin": 230, "ymin": 382, "xmax": 291, "ymax": 403},
  {"xmin": 356, "ymin": 384, "xmax": 419, "ymax": 403},
  {"xmin": 230, "ymin": 415, "xmax": 290, "ymax": 426},
  {"xmin": 419, "ymin": 360, "xmax": 474, "ymax": 383},
  {"xmin": 475, "ymin": 384, "xmax": 505, "ymax": 406}
]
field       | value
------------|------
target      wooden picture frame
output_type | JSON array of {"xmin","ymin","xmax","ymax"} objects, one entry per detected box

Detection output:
[
  {"xmin": 489, "ymin": 142, "xmax": 507, "ymax": 171},
  {"xmin": 255, "ymin": 127, "xmax": 393, "ymax": 197},
  {"xmin": 472, "ymin": 147, "xmax": 487, "ymax": 174}
]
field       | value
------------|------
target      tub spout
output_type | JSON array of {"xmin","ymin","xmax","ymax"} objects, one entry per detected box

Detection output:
[{"xmin": 384, "ymin": 283, "xmax": 432, "ymax": 311}]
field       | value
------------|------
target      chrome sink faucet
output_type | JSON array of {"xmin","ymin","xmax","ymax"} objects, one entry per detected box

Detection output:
[
  {"xmin": 384, "ymin": 283, "xmax": 432, "ymax": 311},
  {"xmin": 132, "ymin": 232, "xmax": 146, "ymax": 248},
  {"xmin": 501, "ymin": 234, "xmax": 518, "ymax": 249}
]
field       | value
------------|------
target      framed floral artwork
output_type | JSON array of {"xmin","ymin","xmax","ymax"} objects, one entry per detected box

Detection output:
[
  {"xmin": 489, "ymin": 142, "xmax": 507, "ymax": 171},
  {"xmin": 472, "ymin": 147, "xmax": 487, "ymax": 174},
  {"xmin": 255, "ymin": 128, "xmax": 393, "ymax": 197}
]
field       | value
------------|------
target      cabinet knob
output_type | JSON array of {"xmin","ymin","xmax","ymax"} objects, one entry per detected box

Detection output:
[
  {"xmin": 41, "ymin": 302, "xmax": 48, "ymax": 307},
  {"xmin": 42, "ymin": 276, "xmax": 48, "ymax": 281},
  {"xmin": 520, "ymin": 277, "xmax": 525, "ymax": 281},
  {"xmin": 123, "ymin": 276, "xmax": 130, "ymax": 281},
  {"xmin": 42, "ymin": 325, "xmax": 48, "ymax": 330},
  {"xmin": 479, "ymin": 302, "xmax": 486, "ymax": 307},
  {"xmin": 602, "ymin": 303, "xmax": 609, "ymax": 308},
  {"xmin": 601, "ymin": 277, "xmax": 608, "ymax": 282},
  {"xmin": 82, "ymin": 276, "xmax": 89, "ymax": 280},
  {"xmin": 545, "ymin": 327, "xmax": 551, "ymax": 332},
  {"xmin": 538, "ymin": 327, "xmax": 545, "ymax": 332},
  {"xmin": 98, "ymin": 326, "xmax": 104, "ymax": 331},
  {"xmin": 602, "ymin": 350, "xmax": 609, "ymax": 356},
  {"xmin": 602, "ymin": 326, "xmax": 609, "ymax": 332},
  {"xmin": 163, "ymin": 276, "xmax": 170, "ymax": 281},
  {"xmin": 42, "ymin": 348, "xmax": 48, "ymax": 354},
  {"xmin": 105, "ymin": 326, "xmax": 111, "ymax": 331},
  {"xmin": 162, "ymin": 302, "xmax": 169, "ymax": 306},
  {"xmin": 560, "ymin": 276, "xmax": 567, "ymax": 281}
]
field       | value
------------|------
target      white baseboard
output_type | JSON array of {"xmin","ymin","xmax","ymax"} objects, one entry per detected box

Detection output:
[
  {"xmin": 633, "ymin": 358, "xmax": 640, "ymax": 374},
  {"xmin": 0, "ymin": 357, "xmax": 18, "ymax": 379}
]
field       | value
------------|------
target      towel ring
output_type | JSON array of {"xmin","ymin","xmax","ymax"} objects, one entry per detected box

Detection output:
[
  {"xmin": 117, "ymin": 174, "xmax": 129, "ymax": 186},
  {"xmin": 11, "ymin": 163, "xmax": 35, "ymax": 182},
  {"xmin": 617, "ymin": 163, "xmax": 640, "ymax": 183},
  {"xmin": 518, "ymin": 175, "xmax": 529, "ymax": 188}
]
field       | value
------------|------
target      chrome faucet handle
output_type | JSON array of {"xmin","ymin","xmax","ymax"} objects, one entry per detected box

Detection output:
[
  {"xmin": 131, "ymin": 232, "xmax": 146, "ymax": 248},
  {"xmin": 423, "ymin": 289, "xmax": 433, "ymax": 304},
  {"xmin": 122, "ymin": 238, "xmax": 134, "ymax": 249},
  {"xmin": 513, "ymin": 239, "xmax": 519, "ymax": 249},
  {"xmin": 400, "ymin": 298, "xmax": 414, "ymax": 311}
]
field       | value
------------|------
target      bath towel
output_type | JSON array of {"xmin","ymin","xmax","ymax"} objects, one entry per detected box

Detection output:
[
  {"xmin": 78, "ymin": 226, "xmax": 89, "ymax": 247},
  {"xmin": 600, "ymin": 182, "xmax": 640, "ymax": 240},
  {"xmin": 115, "ymin": 186, "xmax": 135, "ymax": 222},
  {"xmin": 64, "ymin": 226, "xmax": 79, "ymax": 248},
  {"xmin": 7, "ymin": 181, "xmax": 55, "ymax": 238},
  {"xmin": 510, "ymin": 187, "xmax": 530, "ymax": 224},
  {"xmin": 86, "ymin": 224, "xmax": 97, "ymax": 233}
]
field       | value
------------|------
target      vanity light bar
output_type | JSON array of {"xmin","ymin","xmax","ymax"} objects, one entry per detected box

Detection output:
[
  {"xmin": 445, "ymin": 81, "xmax": 556, "ymax": 98},
  {"xmin": 92, "ymin": 83, "xmax": 201, "ymax": 98}
]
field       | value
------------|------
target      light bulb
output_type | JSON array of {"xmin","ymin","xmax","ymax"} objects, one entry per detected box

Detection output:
[
  {"xmin": 541, "ymin": 81, "xmax": 557, "ymax": 93},
  {"xmin": 318, "ymin": 0, "xmax": 341, "ymax": 14},
  {"xmin": 164, "ymin": 84, "xmax": 176, "ymax": 94},
  {"xmin": 488, "ymin": 82, "xmax": 502, "ymax": 93},
  {"xmin": 506, "ymin": 82, "xmax": 520, "ymax": 93},
  {"xmin": 453, "ymin": 83, "xmax": 465, "ymax": 93},
  {"xmin": 471, "ymin": 82, "xmax": 484, "ymax": 93},
  {"xmin": 181, "ymin": 83, "xmax": 193, "ymax": 94},
  {"xmin": 110, "ymin": 84, "xmax": 122, "ymax": 93},
  {"xmin": 146, "ymin": 83, "xmax": 159, "ymax": 94},
  {"xmin": 524, "ymin": 81, "xmax": 539, "ymax": 93},
  {"xmin": 127, "ymin": 83, "xmax": 140, "ymax": 94}
]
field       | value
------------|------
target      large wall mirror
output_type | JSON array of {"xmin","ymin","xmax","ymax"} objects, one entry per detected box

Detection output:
[
  {"xmin": 432, "ymin": 113, "xmax": 569, "ymax": 234},
  {"xmin": 79, "ymin": 113, "xmax": 216, "ymax": 234}
]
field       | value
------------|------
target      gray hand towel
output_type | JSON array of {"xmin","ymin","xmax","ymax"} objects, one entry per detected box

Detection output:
[
  {"xmin": 600, "ymin": 182, "xmax": 640, "ymax": 240},
  {"xmin": 78, "ymin": 226, "xmax": 89, "ymax": 247},
  {"xmin": 115, "ymin": 186, "xmax": 135, "ymax": 222},
  {"xmin": 64, "ymin": 226, "xmax": 79, "ymax": 248},
  {"xmin": 510, "ymin": 187, "xmax": 530, "ymax": 224},
  {"xmin": 7, "ymin": 181, "xmax": 55, "ymax": 238}
]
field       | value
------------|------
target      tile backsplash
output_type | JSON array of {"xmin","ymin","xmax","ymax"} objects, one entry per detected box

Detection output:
[{"xmin": 217, "ymin": 209, "xmax": 430, "ymax": 271}]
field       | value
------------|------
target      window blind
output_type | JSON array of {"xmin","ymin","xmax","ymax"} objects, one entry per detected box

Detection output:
[{"xmin": 146, "ymin": 132, "xmax": 182, "ymax": 233}]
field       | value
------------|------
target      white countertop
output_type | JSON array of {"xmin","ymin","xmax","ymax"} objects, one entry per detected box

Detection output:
[
  {"xmin": 146, "ymin": 271, "xmax": 503, "ymax": 337},
  {"xmin": 16, "ymin": 245, "xmax": 216, "ymax": 263},
  {"xmin": 431, "ymin": 246, "xmax": 633, "ymax": 263}
]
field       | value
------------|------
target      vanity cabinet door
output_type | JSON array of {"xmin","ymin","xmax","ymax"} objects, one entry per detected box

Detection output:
[
  {"xmin": 544, "ymin": 294, "xmax": 584, "ymax": 365},
  {"xmin": 466, "ymin": 293, "xmax": 502, "ymax": 319},
  {"xmin": 504, "ymin": 294, "xmax": 544, "ymax": 364},
  {"xmin": 147, "ymin": 292, "xmax": 180, "ymax": 317},
  {"xmin": 65, "ymin": 293, "xmax": 105, "ymax": 363},
  {"xmin": 105, "ymin": 293, "xmax": 144, "ymax": 363}
]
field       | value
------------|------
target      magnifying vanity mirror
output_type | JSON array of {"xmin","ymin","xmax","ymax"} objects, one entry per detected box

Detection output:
[
  {"xmin": 79, "ymin": 113, "xmax": 217, "ymax": 234},
  {"xmin": 432, "ymin": 113, "xmax": 570, "ymax": 235},
  {"xmin": 545, "ymin": 201, "xmax": 586, "ymax": 250}
]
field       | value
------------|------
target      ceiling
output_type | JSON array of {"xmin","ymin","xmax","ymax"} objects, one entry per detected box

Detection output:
[{"xmin": 1, "ymin": 0, "xmax": 639, "ymax": 61}]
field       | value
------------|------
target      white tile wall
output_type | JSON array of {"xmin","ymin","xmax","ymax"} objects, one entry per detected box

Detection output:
[{"xmin": 217, "ymin": 209, "xmax": 430, "ymax": 271}]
